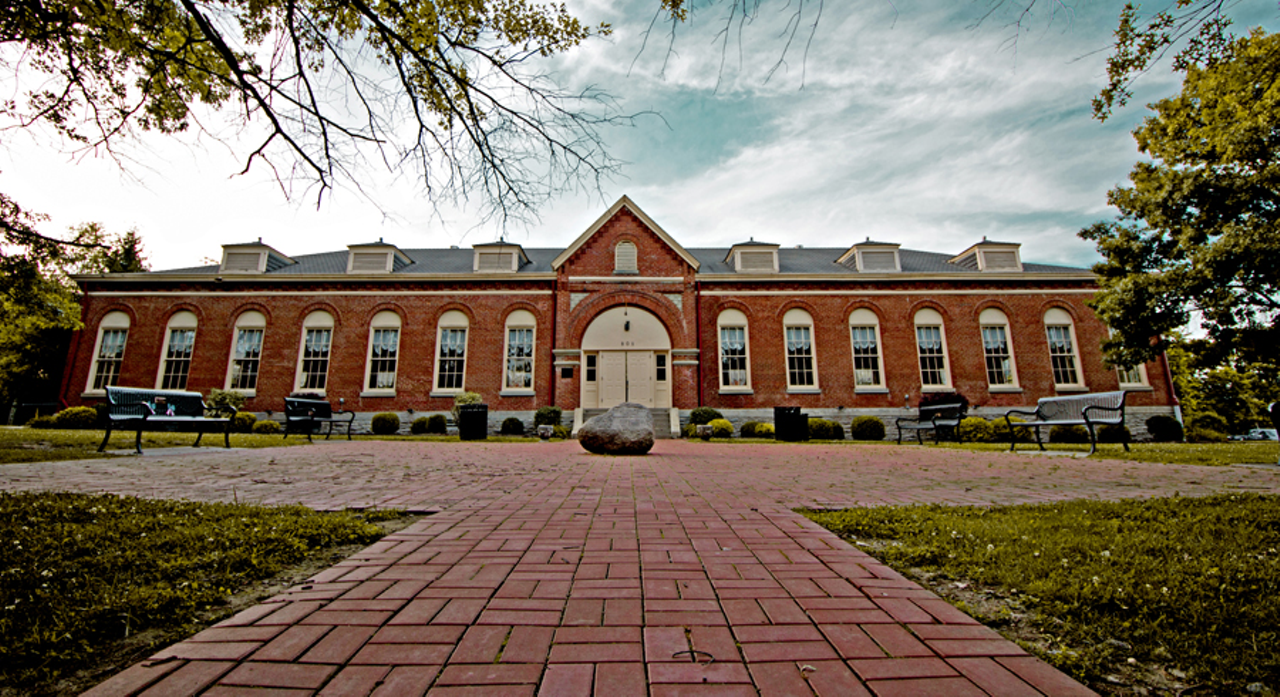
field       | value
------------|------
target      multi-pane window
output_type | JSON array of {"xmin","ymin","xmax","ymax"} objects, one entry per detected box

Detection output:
[
  {"xmin": 785, "ymin": 326, "xmax": 815, "ymax": 387},
  {"xmin": 982, "ymin": 326, "xmax": 1013, "ymax": 385},
  {"xmin": 656, "ymin": 354, "xmax": 667, "ymax": 382},
  {"xmin": 368, "ymin": 329, "xmax": 399, "ymax": 389},
  {"xmin": 301, "ymin": 328, "xmax": 332, "ymax": 390},
  {"xmin": 585, "ymin": 354, "xmax": 597, "ymax": 382},
  {"xmin": 93, "ymin": 328, "xmax": 128, "ymax": 390},
  {"xmin": 916, "ymin": 326, "xmax": 947, "ymax": 386},
  {"xmin": 720, "ymin": 327, "xmax": 748, "ymax": 387},
  {"xmin": 506, "ymin": 328, "xmax": 534, "ymax": 389},
  {"xmin": 1118, "ymin": 364, "xmax": 1146, "ymax": 386},
  {"xmin": 850, "ymin": 327, "xmax": 880, "ymax": 387},
  {"xmin": 1046, "ymin": 325, "xmax": 1080, "ymax": 385},
  {"xmin": 229, "ymin": 328, "xmax": 263, "ymax": 390},
  {"xmin": 437, "ymin": 329, "xmax": 466, "ymax": 389},
  {"xmin": 158, "ymin": 311, "xmax": 197, "ymax": 390}
]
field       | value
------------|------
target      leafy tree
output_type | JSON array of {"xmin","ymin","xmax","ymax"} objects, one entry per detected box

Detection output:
[{"xmin": 1080, "ymin": 29, "xmax": 1280, "ymax": 373}]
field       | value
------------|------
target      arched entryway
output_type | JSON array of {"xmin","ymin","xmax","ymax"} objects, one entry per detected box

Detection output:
[{"xmin": 580, "ymin": 306, "xmax": 671, "ymax": 408}]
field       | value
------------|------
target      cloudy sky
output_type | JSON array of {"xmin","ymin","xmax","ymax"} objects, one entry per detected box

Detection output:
[{"xmin": 2, "ymin": 1, "xmax": 1276, "ymax": 271}]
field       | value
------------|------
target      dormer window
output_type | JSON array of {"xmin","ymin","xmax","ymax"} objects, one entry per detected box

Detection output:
[
  {"xmin": 614, "ymin": 241, "xmax": 638, "ymax": 274},
  {"xmin": 477, "ymin": 251, "xmax": 515, "ymax": 271},
  {"xmin": 725, "ymin": 239, "xmax": 779, "ymax": 273},
  {"xmin": 838, "ymin": 239, "xmax": 901, "ymax": 273},
  {"xmin": 347, "ymin": 240, "xmax": 409, "ymax": 274},
  {"xmin": 220, "ymin": 240, "xmax": 294, "ymax": 274},
  {"xmin": 949, "ymin": 239, "xmax": 1023, "ymax": 272},
  {"xmin": 473, "ymin": 241, "xmax": 528, "ymax": 273},
  {"xmin": 223, "ymin": 252, "xmax": 263, "ymax": 273}
]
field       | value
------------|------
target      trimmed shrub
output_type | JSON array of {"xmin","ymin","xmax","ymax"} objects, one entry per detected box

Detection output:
[
  {"xmin": 410, "ymin": 416, "xmax": 430, "ymax": 434},
  {"xmin": 451, "ymin": 392, "xmax": 482, "ymax": 421},
  {"xmin": 425, "ymin": 414, "xmax": 448, "ymax": 434},
  {"xmin": 534, "ymin": 406, "xmax": 563, "ymax": 427},
  {"xmin": 992, "ymin": 415, "xmax": 1034, "ymax": 443},
  {"xmin": 752, "ymin": 423, "xmax": 775, "ymax": 438},
  {"xmin": 27, "ymin": 415, "xmax": 56, "ymax": 429},
  {"xmin": 252, "ymin": 419, "xmax": 281, "ymax": 434},
  {"xmin": 1187, "ymin": 427, "xmax": 1228, "ymax": 443},
  {"xmin": 371, "ymin": 412, "xmax": 400, "ymax": 435},
  {"xmin": 688, "ymin": 407, "xmax": 724, "ymax": 426},
  {"xmin": 552, "ymin": 425, "xmax": 570, "ymax": 439},
  {"xmin": 207, "ymin": 389, "xmax": 247, "ymax": 412},
  {"xmin": 1049, "ymin": 424, "xmax": 1090, "ymax": 443},
  {"xmin": 957, "ymin": 417, "xmax": 994, "ymax": 443},
  {"xmin": 1098, "ymin": 423, "xmax": 1131, "ymax": 444},
  {"xmin": 501, "ymin": 417, "xmax": 525, "ymax": 436},
  {"xmin": 808, "ymin": 418, "xmax": 844, "ymax": 440},
  {"xmin": 1146, "ymin": 414, "xmax": 1184, "ymax": 443},
  {"xmin": 1189, "ymin": 413, "xmax": 1228, "ymax": 435},
  {"xmin": 681, "ymin": 423, "xmax": 697, "ymax": 438},
  {"xmin": 848, "ymin": 416, "xmax": 886, "ymax": 441},
  {"xmin": 739, "ymin": 421, "xmax": 766, "ymax": 438},
  {"xmin": 707, "ymin": 418, "xmax": 734, "ymax": 438},
  {"xmin": 231, "ymin": 412, "xmax": 258, "ymax": 433},
  {"xmin": 52, "ymin": 406, "xmax": 98, "ymax": 430}
]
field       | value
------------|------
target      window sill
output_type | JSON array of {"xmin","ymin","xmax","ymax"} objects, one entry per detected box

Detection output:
[
  {"xmin": 1119, "ymin": 385, "xmax": 1154, "ymax": 392},
  {"xmin": 613, "ymin": 270, "xmax": 639, "ymax": 276},
  {"xmin": 81, "ymin": 391, "xmax": 105, "ymax": 398},
  {"xmin": 360, "ymin": 391, "xmax": 395, "ymax": 398},
  {"xmin": 921, "ymin": 386, "xmax": 955, "ymax": 393},
  {"xmin": 988, "ymin": 386, "xmax": 1023, "ymax": 394},
  {"xmin": 718, "ymin": 388, "xmax": 754, "ymax": 395},
  {"xmin": 786, "ymin": 388, "xmax": 822, "ymax": 395},
  {"xmin": 1054, "ymin": 385, "xmax": 1090, "ymax": 393},
  {"xmin": 854, "ymin": 387, "xmax": 889, "ymax": 394},
  {"xmin": 499, "ymin": 389, "xmax": 536, "ymax": 397},
  {"xmin": 429, "ymin": 390, "xmax": 463, "ymax": 398}
]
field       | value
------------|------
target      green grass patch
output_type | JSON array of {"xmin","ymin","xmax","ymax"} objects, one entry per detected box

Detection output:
[
  {"xmin": 936, "ymin": 440, "xmax": 1280, "ymax": 466},
  {"xmin": 0, "ymin": 492, "xmax": 405, "ymax": 694},
  {"xmin": 0, "ymin": 427, "xmax": 310, "ymax": 464},
  {"xmin": 802, "ymin": 495, "xmax": 1280, "ymax": 693}
]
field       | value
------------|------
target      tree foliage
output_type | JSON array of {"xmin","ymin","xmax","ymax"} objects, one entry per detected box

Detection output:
[{"xmin": 1080, "ymin": 29, "xmax": 1280, "ymax": 373}]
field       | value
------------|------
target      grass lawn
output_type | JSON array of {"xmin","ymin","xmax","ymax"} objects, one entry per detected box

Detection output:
[
  {"xmin": 0, "ymin": 427, "xmax": 311, "ymax": 464},
  {"xmin": 803, "ymin": 494, "xmax": 1280, "ymax": 695},
  {"xmin": 0, "ymin": 491, "xmax": 409, "ymax": 696}
]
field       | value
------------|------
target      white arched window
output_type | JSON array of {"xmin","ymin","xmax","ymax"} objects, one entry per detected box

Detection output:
[
  {"xmin": 914, "ymin": 308, "xmax": 951, "ymax": 389},
  {"xmin": 1044, "ymin": 308, "xmax": 1084, "ymax": 389},
  {"xmin": 717, "ymin": 309, "xmax": 751, "ymax": 391},
  {"xmin": 614, "ymin": 241, "xmax": 638, "ymax": 274},
  {"xmin": 87, "ymin": 311, "xmax": 130, "ymax": 393},
  {"xmin": 433, "ymin": 310, "xmax": 470, "ymax": 392},
  {"xmin": 296, "ymin": 310, "xmax": 334, "ymax": 392},
  {"xmin": 158, "ymin": 311, "xmax": 197, "ymax": 390},
  {"xmin": 227, "ymin": 311, "xmax": 265, "ymax": 393},
  {"xmin": 783, "ymin": 308, "xmax": 818, "ymax": 390},
  {"xmin": 364, "ymin": 311, "xmax": 402, "ymax": 393},
  {"xmin": 503, "ymin": 310, "xmax": 536, "ymax": 393},
  {"xmin": 979, "ymin": 308, "xmax": 1018, "ymax": 389},
  {"xmin": 848, "ymin": 308, "xmax": 884, "ymax": 391}
]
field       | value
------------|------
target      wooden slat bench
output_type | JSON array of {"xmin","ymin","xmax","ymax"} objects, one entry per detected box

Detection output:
[
  {"xmin": 1003, "ymin": 390, "xmax": 1130, "ymax": 455},
  {"xmin": 98, "ymin": 386, "xmax": 236, "ymax": 454},
  {"xmin": 283, "ymin": 397, "xmax": 355, "ymax": 441},
  {"xmin": 896, "ymin": 402, "xmax": 967, "ymax": 444}
]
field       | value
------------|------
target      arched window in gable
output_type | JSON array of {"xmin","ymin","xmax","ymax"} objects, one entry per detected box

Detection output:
[{"xmin": 614, "ymin": 241, "xmax": 638, "ymax": 274}]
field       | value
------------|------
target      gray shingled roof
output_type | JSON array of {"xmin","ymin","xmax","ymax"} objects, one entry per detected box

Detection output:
[{"xmin": 153, "ymin": 246, "xmax": 1084, "ymax": 276}]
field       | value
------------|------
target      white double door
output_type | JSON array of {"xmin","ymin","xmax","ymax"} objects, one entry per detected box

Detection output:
[{"xmin": 599, "ymin": 351, "xmax": 654, "ymax": 408}]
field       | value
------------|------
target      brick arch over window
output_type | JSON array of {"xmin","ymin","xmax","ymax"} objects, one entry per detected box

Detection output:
[
  {"xmin": 224, "ymin": 303, "xmax": 273, "ymax": 329},
  {"xmin": 361, "ymin": 303, "xmax": 407, "ymax": 327},
  {"xmin": 712, "ymin": 298, "xmax": 754, "ymax": 320},
  {"xmin": 430, "ymin": 303, "xmax": 476, "ymax": 327},
  {"xmin": 905, "ymin": 299, "xmax": 952, "ymax": 323},
  {"xmin": 774, "ymin": 299, "xmax": 821, "ymax": 322},
  {"xmin": 566, "ymin": 291, "xmax": 688, "ymax": 348},
  {"xmin": 502, "ymin": 301, "xmax": 549, "ymax": 326},
  {"xmin": 295, "ymin": 302, "xmax": 342, "ymax": 330}
]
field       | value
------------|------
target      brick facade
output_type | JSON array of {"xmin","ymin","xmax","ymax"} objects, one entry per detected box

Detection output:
[{"xmin": 60, "ymin": 197, "xmax": 1176, "ymax": 431}]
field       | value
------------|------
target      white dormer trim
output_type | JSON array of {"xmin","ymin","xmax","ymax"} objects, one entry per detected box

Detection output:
[
  {"xmin": 949, "ymin": 239, "xmax": 1023, "ymax": 272},
  {"xmin": 220, "ymin": 241, "xmax": 294, "ymax": 274},
  {"xmin": 838, "ymin": 240, "xmax": 902, "ymax": 273},
  {"xmin": 725, "ymin": 241, "xmax": 780, "ymax": 273},
  {"xmin": 473, "ymin": 242, "xmax": 528, "ymax": 273},
  {"xmin": 347, "ymin": 242, "xmax": 411, "ymax": 274}
]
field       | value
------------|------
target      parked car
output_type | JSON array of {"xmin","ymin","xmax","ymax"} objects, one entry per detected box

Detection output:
[{"xmin": 1233, "ymin": 428, "xmax": 1279, "ymax": 441}]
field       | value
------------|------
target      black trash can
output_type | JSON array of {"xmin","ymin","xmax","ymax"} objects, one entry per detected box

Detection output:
[
  {"xmin": 774, "ymin": 406, "xmax": 809, "ymax": 442},
  {"xmin": 458, "ymin": 403, "xmax": 489, "ymax": 441}
]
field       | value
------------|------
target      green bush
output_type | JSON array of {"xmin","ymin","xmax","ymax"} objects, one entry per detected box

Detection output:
[
  {"xmin": 52, "ymin": 407, "xmax": 97, "ymax": 430},
  {"xmin": 534, "ymin": 406, "xmax": 563, "ymax": 427},
  {"xmin": 371, "ymin": 412, "xmax": 400, "ymax": 435},
  {"xmin": 206, "ymin": 389, "xmax": 247, "ymax": 412},
  {"xmin": 739, "ymin": 421, "xmax": 769, "ymax": 438},
  {"xmin": 252, "ymin": 419, "xmax": 281, "ymax": 434},
  {"xmin": 1050, "ymin": 424, "xmax": 1091, "ymax": 443},
  {"xmin": 1098, "ymin": 423, "xmax": 1131, "ymax": 443},
  {"xmin": 26, "ymin": 415, "xmax": 56, "ymax": 429},
  {"xmin": 752, "ymin": 422, "xmax": 775, "ymax": 438},
  {"xmin": 230, "ymin": 412, "xmax": 258, "ymax": 433},
  {"xmin": 993, "ymin": 415, "xmax": 1034, "ymax": 443},
  {"xmin": 1189, "ymin": 412, "xmax": 1229, "ymax": 435},
  {"xmin": 808, "ymin": 418, "xmax": 844, "ymax": 440},
  {"xmin": 1146, "ymin": 414, "xmax": 1184, "ymax": 443},
  {"xmin": 425, "ymin": 414, "xmax": 448, "ymax": 434},
  {"xmin": 451, "ymin": 392, "xmax": 482, "ymax": 421},
  {"xmin": 552, "ymin": 425, "xmax": 570, "ymax": 439},
  {"xmin": 410, "ymin": 416, "xmax": 429, "ymax": 434},
  {"xmin": 1186, "ymin": 427, "xmax": 1228, "ymax": 443},
  {"xmin": 707, "ymin": 418, "xmax": 734, "ymax": 438},
  {"xmin": 848, "ymin": 416, "xmax": 886, "ymax": 441},
  {"xmin": 688, "ymin": 407, "xmax": 724, "ymax": 426},
  {"xmin": 501, "ymin": 417, "xmax": 525, "ymax": 435},
  {"xmin": 957, "ymin": 417, "xmax": 994, "ymax": 443}
]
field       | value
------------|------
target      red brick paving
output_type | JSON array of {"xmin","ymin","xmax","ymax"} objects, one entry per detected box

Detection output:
[{"xmin": 14, "ymin": 440, "xmax": 1280, "ymax": 696}]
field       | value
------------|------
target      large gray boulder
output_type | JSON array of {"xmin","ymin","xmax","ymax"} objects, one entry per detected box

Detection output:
[{"xmin": 579, "ymin": 403, "xmax": 655, "ymax": 455}]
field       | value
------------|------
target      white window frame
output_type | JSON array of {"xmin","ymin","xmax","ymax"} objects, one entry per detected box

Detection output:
[
  {"xmin": 432, "ymin": 310, "xmax": 470, "ymax": 395},
  {"xmin": 86, "ymin": 311, "xmax": 130, "ymax": 395},
  {"xmin": 501, "ymin": 310, "xmax": 536, "ymax": 396},
  {"xmin": 295, "ymin": 310, "xmax": 335, "ymax": 394},
  {"xmin": 1044, "ymin": 308, "xmax": 1086, "ymax": 391},
  {"xmin": 156, "ymin": 311, "xmax": 198, "ymax": 391},
  {"xmin": 913, "ymin": 308, "xmax": 953, "ymax": 391},
  {"xmin": 362, "ymin": 311, "xmax": 402, "ymax": 395},
  {"xmin": 979, "ymin": 308, "xmax": 1020, "ymax": 392},
  {"xmin": 783, "ymin": 308, "xmax": 819, "ymax": 393},
  {"xmin": 848, "ymin": 308, "xmax": 886, "ymax": 392},
  {"xmin": 225, "ymin": 311, "xmax": 266, "ymax": 395},
  {"xmin": 1117, "ymin": 363, "xmax": 1150, "ymax": 389},
  {"xmin": 614, "ymin": 241, "xmax": 638, "ymax": 274},
  {"xmin": 717, "ymin": 309, "xmax": 752, "ymax": 393}
]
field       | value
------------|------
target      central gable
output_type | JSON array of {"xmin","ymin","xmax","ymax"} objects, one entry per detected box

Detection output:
[{"xmin": 552, "ymin": 196, "xmax": 701, "ymax": 274}]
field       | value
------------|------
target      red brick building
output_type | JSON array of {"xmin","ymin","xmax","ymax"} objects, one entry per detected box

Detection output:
[{"xmin": 61, "ymin": 196, "xmax": 1177, "ymax": 436}]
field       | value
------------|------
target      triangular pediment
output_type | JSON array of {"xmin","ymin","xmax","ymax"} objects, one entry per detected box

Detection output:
[{"xmin": 551, "ymin": 196, "xmax": 701, "ymax": 271}]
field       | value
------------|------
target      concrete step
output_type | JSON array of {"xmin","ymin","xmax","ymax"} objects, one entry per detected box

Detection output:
[{"xmin": 582, "ymin": 408, "xmax": 674, "ymax": 438}]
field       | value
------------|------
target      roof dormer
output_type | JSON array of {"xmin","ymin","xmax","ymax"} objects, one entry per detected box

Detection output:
[
  {"xmin": 949, "ymin": 238, "xmax": 1023, "ymax": 272},
  {"xmin": 724, "ymin": 239, "xmax": 779, "ymax": 273},
  {"xmin": 837, "ymin": 239, "xmax": 901, "ymax": 273},
  {"xmin": 473, "ymin": 241, "xmax": 529, "ymax": 273},
  {"xmin": 347, "ymin": 239, "xmax": 411, "ymax": 274},
  {"xmin": 220, "ymin": 239, "xmax": 295, "ymax": 274}
]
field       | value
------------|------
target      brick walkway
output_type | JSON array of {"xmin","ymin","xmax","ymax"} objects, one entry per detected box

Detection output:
[{"xmin": 8, "ymin": 440, "xmax": 1279, "ymax": 696}]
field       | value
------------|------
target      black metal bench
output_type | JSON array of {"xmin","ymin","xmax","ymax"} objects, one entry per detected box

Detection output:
[
  {"xmin": 1003, "ymin": 390, "xmax": 1129, "ymax": 455},
  {"xmin": 283, "ymin": 397, "xmax": 354, "ymax": 441},
  {"xmin": 98, "ymin": 386, "xmax": 236, "ymax": 454},
  {"xmin": 896, "ymin": 402, "xmax": 967, "ymax": 444}
]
